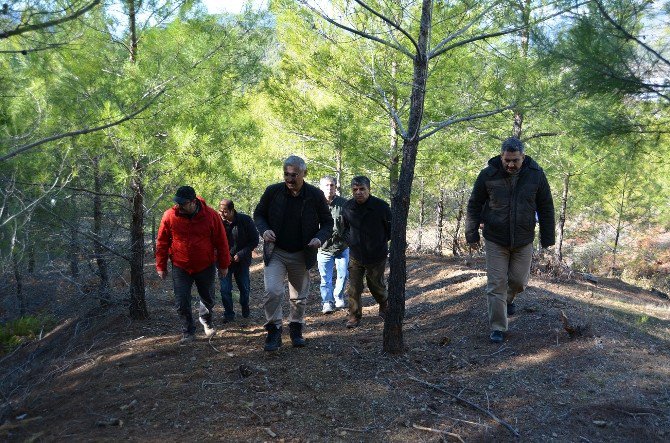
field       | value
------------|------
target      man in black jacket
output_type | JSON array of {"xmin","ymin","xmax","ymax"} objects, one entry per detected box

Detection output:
[
  {"xmin": 342, "ymin": 176, "xmax": 392, "ymax": 328},
  {"xmin": 218, "ymin": 199, "xmax": 259, "ymax": 322},
  {"xmin": 253, "ymin": 156, "xmax": 334, "ymax": 351},
  {"xmin": 465, "ymin": 137, "xmax": 555, "ymax": 344}
]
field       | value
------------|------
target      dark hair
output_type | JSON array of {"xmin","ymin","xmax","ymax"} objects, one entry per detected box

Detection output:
[
  {"xmin": 350, "ymin": 175, "xmax": 371, "ymax": 188},
  {"xmin": 173, "ymin": 185, "xmax": 196, "ymax": 204},
  {"xmin": 501, "ymin": 137, "xmax": 525, "ymax": 154},
  {"xmin": 220, "ymin": 199, "xmax": 234, "ymax": 210}
]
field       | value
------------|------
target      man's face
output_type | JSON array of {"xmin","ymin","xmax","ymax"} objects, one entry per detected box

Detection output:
[
  {"xmin": 501, "ymin": 150, "xmax": 525, "ymax": 175},
  {"xmin": 351, "ymin": 183, "xmax": 370, "ymax": 204},
  {"xmin": 284, "ymin": 165, "xmax": 305, "ymax": 193},
  {"xmin": 320, "ymin": 179, "xmax": 337, "ymax": 201},
  {"xmin": 179, "ymin": 199, "xmax": 197, "ymax": 215},
  {"xmin": 219, "ymin": 201, "xmax": 233, "ymax": 221}
]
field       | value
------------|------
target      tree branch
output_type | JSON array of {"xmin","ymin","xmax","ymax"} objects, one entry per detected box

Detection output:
[
  {"xmin": 1, "ymin": 1, "xmax": 101, "ymax": 39},
  {"xmin": 298, "ymin": 1, "xmax": 415, "ymax": 59},
  {"xmin": 353, "ymin": 0, "xmax": 419, "ymax": 53},
  {"xmin": 419, "ymin": 105, "xmax": 515, "ymax": 141},
  {"xmin": 0, "ymin": 89, "xmax": 166, "ymax": 162},
  {"xmin": 593, "ymin": 0, "xmax": 670, "ymax": 69}
]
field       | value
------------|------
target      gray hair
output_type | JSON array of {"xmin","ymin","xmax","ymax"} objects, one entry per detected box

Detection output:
[
  {"xmin": 283, "ymin": 155, "xmax": 307, "ymax": 172},
  {"xmin": 501, "ymin": 137, "xmax": 525, "ymax": 154},
  {"xmin": 320, "ymin": 175, "xmax": 337, "ymax": 185}
]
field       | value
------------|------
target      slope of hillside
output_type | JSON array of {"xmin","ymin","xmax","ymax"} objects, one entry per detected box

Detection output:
[{"xmin": 1, "ymin": 254, "xmax": 669, "ymax": 442}]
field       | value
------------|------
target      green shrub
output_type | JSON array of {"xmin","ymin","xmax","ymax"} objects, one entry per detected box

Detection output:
[{"xmin": 0, "ymin": 315, "xmax": 56, "ymax": 355}]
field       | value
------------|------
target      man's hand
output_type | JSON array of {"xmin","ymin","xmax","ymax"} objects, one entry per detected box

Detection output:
[
  {"xmin": 307, "ymin": 238, "xmax": 321, "ymax": 248},
  {"xmin": 468, "ymin": 241, "xmax": 481, "ymax": 251},
  {"xmin": 219, "ymin": 267, "xmax": 228, "ymax": 278},
  {"xmin": 233, "ymin": 253, "xmax": 240, "ymax": 262},
  {"xmin": 157, "ymin": 270, "xmax": 167, "ymax": 280},
  {"xmin": 262, "ymin": 230, "xmax": 276, "ymax": 242}
]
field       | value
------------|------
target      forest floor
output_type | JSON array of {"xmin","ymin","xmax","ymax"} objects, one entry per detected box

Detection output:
[{"xmin": 1, "ymin": 252, "xmax": 669, "ymax": 442}]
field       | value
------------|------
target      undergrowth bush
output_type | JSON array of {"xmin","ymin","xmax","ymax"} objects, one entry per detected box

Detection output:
[{"xmin": 0, "ymin": 315, "xmax": 56, "ymax": 355}]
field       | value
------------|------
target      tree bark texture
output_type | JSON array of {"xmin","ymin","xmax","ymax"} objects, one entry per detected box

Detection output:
[
  {"xmin": 556, "ymin": 173, "xmax": 570, "ymax": 262},
  {"xmin": 435, "ymin": 188, "xmax": 445, "ymax": 255},
  {"xmin": 129, "ymin": 160, "xmax": 149, "ymax": 319},
  {"xmin": 383, "ymin": 0, "xmax": 432, "ymax": 354},
  {"xmin": 93, "ymin": 156, "xmax": 110, "ymax": 305},
  {"xmin": 128, "ymin": 0, "xmax": 138, "ymax": 62},
  {"xmin": 417, "ymin": 179, "xmax": 425, "ymax": 251},
  {"xmin": 451, "ymin": 188, "xmax": 466, "ymax": 256}
]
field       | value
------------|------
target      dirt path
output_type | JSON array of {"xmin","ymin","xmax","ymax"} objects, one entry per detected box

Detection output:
[{"xmin": 1, "ymin": 255, "xmax": 669, "ymax": 442}]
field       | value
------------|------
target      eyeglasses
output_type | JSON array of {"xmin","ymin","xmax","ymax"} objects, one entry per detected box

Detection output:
[{"xmin": 284, "ymin": 172, "xmax": 301, "ymax": 178}]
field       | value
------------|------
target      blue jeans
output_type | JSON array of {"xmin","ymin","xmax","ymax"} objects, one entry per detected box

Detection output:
[
  {"xmin": 172, "ymin": 263, "xmax": 216, "ymax": 334},
  {"xmin": 219, "ymin": 265, "xmax": 251, "ymax": 319},
  {"xmin": 317, "ymin": 249, "xmax": 349, "ymax": 307}
]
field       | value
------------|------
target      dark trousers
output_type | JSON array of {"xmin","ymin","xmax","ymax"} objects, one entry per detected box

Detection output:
[
  {"xmin": 219, "ymin": 264, "xmax": 251, "ymax": 319},
  {"xmin": 172, "ymin": 263, "xmax": 216, "ymax": 334},
  {"xmin": 347, "ymin": 257, "xmax": 387, "ymax": 319}
]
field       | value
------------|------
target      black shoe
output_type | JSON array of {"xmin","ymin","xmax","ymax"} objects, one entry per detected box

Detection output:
[
  {"xmin": 241, "ymin": 305, "xmax": 250, "ymax": 318},
  {"xmin": 264, "ymin": 324, "xmax": 282, "ymax": 351},
  {"xmin": 288, "ymin": 322, "xmax": 306, "ymax": 347},
  {"xmin": 490, "ymin": 330, "xmax": 504, "ymax": 344},
  {"xmin": 507, "ymin": 302, "xmax": 516, "ymax": 316},
  {"xmin": 221, "ymin": 316, "xmax": 235, "ymax": 324}
]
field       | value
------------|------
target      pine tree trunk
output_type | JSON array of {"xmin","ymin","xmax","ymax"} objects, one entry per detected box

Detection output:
[
  {"xmin": 383, "ymin": 0, "xmax": 432, "ymax": 355},
  {"xmin": 435, "ymin": 188, "xmax": 445, "ymax": 256},
  {"xmin": 129, "ymin": 160, "xmax": 149, "ymax": 319},
  {"xmin": 417, "ymin": 179, "xmax": 425, "ymax": 251},
  {"xmin": 452, "ymin": 188, "xmax": 466, "ymax": 256},
  {"xmin": 69, "ymin": 209, "xmax": 80, "ymax": 279},
  {"xmin": 93, "ymin": 156, "xmax": 110, "ymax": 305},
  {"xmin": 556, "ymin": 173, "xmax": 570, "ymax": 262}
]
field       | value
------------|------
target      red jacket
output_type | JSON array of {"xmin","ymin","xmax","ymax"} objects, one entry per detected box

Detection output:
[{"xmin": 155, "ymin": 197, "xmax": 231, "ymax": 274}]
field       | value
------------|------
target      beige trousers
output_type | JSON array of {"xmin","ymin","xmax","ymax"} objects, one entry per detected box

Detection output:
[
  {"xmin": 485, "ymin": 240, "xmax": 533, "ymax": 331},
  {"xmin": 263, "ymin": 248, "xmax": 310, "ymax": 327}
]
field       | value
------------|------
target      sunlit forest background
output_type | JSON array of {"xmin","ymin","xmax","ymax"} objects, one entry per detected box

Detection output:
[{"xmin": 2, "ymin": 0, "xmax": 669, "ymax": 324}]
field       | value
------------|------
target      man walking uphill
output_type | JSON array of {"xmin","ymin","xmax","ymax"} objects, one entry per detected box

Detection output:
[
  {"xmin": 156, "ymin": 186, "xmax": 230, "ymax": 344},
  {"xmin": 465, "ymin": 137, "xmax": 555, "ymax": 344},
  {"xmin": 342, "ymin": 176, "xmax": 392, "ymax": 329},
  {"xmin": 218, "ymin": 199, "xmax": 259, "ymax": 322},
  {"xmin": 317, "ymin": 176, "xmax": 350, "ymax": 314},
  {"xmin": 253, "ymin": 156, "xmax": 333, "ymax": 351}
]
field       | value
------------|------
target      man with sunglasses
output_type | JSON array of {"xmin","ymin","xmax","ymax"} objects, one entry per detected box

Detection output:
[
  {"xmin": 253, "ymin": 156, "xmax": 333, "ymax": 351},
  {"xmin": 156, "ymin": 186, "xmax": 231, "ymax": 344}
]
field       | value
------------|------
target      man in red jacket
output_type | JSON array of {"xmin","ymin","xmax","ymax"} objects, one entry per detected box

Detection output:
[{"xmin": 156, "ymin": 186, "xmax": 231, "ymax": 344}]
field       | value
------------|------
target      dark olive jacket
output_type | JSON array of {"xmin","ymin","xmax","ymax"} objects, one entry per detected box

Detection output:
[
  {"xmin": 319, "ymin": 195, "xmax": 348, "ymax": 255},
  {"xmin": 342, "ymin": 195, "xmax": 392, "ymax": 264},
  {"xmin": 253, "ymin": 182, "xmax": 334, "ymax": 270},
  {"xmin": 465, "ymin": 155, "xmax": 555, "ymax": 249}
]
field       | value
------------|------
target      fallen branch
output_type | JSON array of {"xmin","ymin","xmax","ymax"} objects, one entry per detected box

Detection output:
[
  {"xmin": 409, "ymin": 376, "xmax": 520, "ymax": 438},
  {"xmin": 412, "ymin": 423, "xmax": 464, "ymax": 442}
]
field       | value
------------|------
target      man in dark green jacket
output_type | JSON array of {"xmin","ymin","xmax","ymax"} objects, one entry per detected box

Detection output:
[
  {"xmin": 253, "ymin": 156, "xmax": 334, "ymax": 351},
  {"xmin": 465, "ymin": 137, "xmax": 555, "ymax": 344}
]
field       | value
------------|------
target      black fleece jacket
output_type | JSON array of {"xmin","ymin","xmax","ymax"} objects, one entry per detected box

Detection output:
[{"xmin": 465, "ymin": 155, "xmax": 555, "ymax": 249}]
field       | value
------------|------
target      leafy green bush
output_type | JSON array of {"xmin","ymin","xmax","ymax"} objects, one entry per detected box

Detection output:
[{"xmin": 0, "ymin": 315, "xmax": 56, "ymax": 355}]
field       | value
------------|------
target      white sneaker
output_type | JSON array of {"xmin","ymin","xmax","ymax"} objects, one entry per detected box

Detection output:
[
  {"xmin": 199, "ymin": 317, "xmax": 216, "ymax": 337},
  {"xmin": 334, "ymin": 300, "xmax": 347, "ymax": 309},
  {"xmin": 321, "ymin": 303, "xmax": 335, "ymax": 314}
]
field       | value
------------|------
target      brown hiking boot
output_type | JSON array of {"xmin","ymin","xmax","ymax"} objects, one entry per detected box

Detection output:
[
  {"xmin": 346, "ymin": 315, "xmax": 360, "ymax": 329},
  {"xmin": 378, "ymin": 299, "xmax": 388, "ymax": 319}
]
